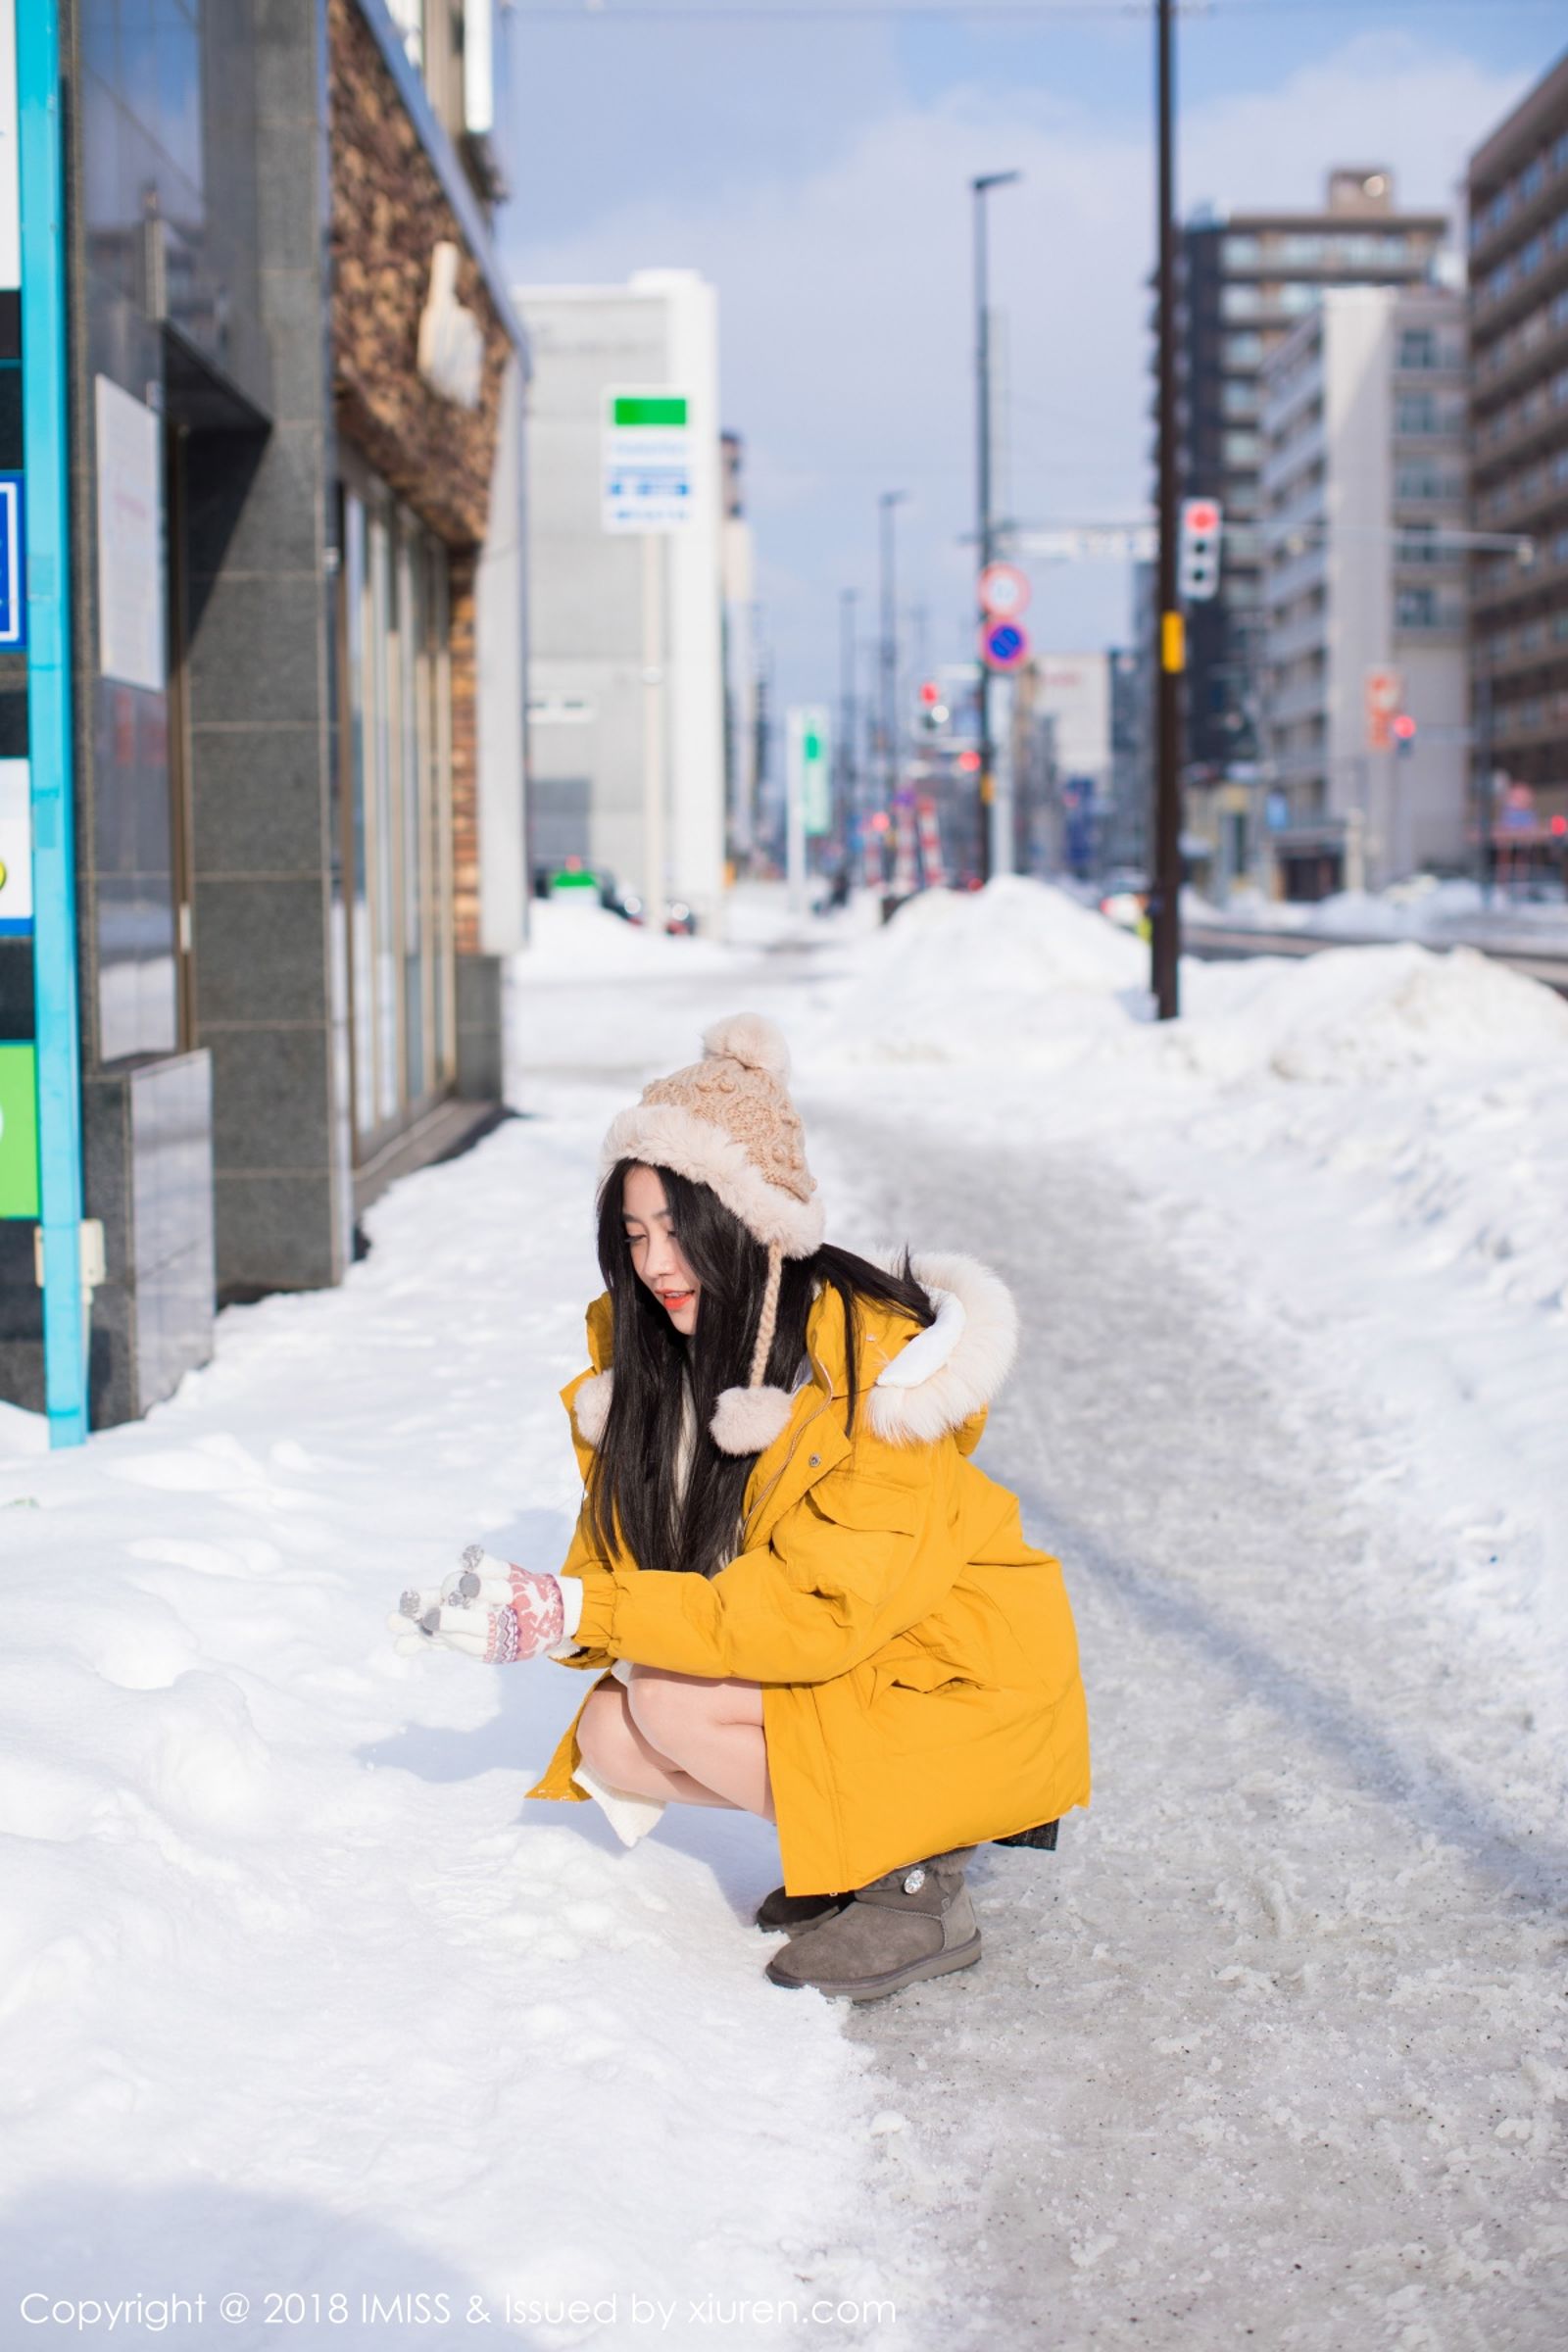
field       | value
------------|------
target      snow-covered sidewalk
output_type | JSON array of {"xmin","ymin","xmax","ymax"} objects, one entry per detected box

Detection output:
[
  {"xmin": 4, "ymin": 878, "xmax": 1565, "ymax": 2351},
  {"xmin": 0, "ymin": 1102, "xmax": 926, "ymax": 2348}
]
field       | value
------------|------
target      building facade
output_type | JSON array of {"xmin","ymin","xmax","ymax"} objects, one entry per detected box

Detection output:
[
  {"xmin": 1163, "ymin": 171, "xmax": 1448, "ymax": 863},
  {"xmin": 1012, "ymin": 653, "xmax": 1115, "ymax": 875},
  {"xmin": 1259, "ymin": 285, "xmax": 1469, "ymax": 898},
  {"xmin": 1467, "ymin": 49, "xmax": 1568, "ymax": 869},
  {"xmin": 517, "ymin": 271, "xmax": 727, "ymax": 934},
  {"xmin": 1, "ymin": 0, "xmax": 529, "ymax": 1429}
]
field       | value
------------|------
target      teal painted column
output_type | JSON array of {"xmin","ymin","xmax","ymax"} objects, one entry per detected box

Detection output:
[{"xmin": 16, "ymin": 0, "xmax": 88, "ymax": 1445}]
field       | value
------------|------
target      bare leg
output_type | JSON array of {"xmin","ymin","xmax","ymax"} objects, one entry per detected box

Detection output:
[
  {"xmin": 625, "ymin": 1666, "xmax": 775, "ymax": 1823},
  {"xmin": 575, "ymin": 1679, "xmax": 748, "ymax": 1810}
]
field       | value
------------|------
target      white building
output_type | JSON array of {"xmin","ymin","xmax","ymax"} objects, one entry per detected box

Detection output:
[
  {"xmin": 1260, "ymin": 284, "xmax": 1469, "ymax": 896},
  {"xmin": 1016, "ymin": 653, "xmax": 1114, "ymax": 873},
  {"xmin": 515, "ymin": 271, "xmax": 728, "ymax": 931}
]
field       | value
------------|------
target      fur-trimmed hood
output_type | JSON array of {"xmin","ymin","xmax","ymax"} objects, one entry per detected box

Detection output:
[{"xmin": 564, "ymin": 1251, "xmax": 1018, "ymax": 1454}]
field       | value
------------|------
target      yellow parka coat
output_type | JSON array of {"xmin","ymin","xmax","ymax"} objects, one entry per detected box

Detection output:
[{"xmin": 525, "ymin": 1252, "xmax": 1091, "ymax": 1894}]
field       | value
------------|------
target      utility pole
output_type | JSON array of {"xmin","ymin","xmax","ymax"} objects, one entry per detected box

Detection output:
[
  {"xmin": 974, "ymin": 170, "xmax": 1021, "ymax": 886},
  {"xmin": 1151, "ymin": 0, "xmax": 1182, "ymax": 1019},
  {"xmin": 878, "ymin": 490, "xmax": 906, "ymax": 812},
  {"xmin": 839, "ymin": 587, "xmax": 858, "ymax": 869}
]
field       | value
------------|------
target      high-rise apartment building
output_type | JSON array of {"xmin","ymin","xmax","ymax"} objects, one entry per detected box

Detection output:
[
  {"xmin": 1164, "ymin": 171, "xmax": 1448, "ymax": 861},
  {"xmin": 1260, "ymin": 286, "xmax": 1469, "ymax": 898},
  {"xmin": 1467, "ymin": 51, "xmax": 1568, "ymax": 865}
]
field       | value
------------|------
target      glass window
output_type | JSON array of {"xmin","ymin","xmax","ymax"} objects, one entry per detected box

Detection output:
[
  {"xmin": 1396, "ymin": 392, "xmax": 1438, "ymax": 434},
  {"xmin": 339, "ymin": 475, "xmax": 456, "ymax": 1155},
  {"xmin": 1397, "ymin": 327, "xmax": 1438, "ymax": 370},
  {"xmin": 1396, "ymin": 585, "xmax": 1437, "ymax": 627},
  {"xmin": 1221, "ymin": 283, "xmax": 1261, "ymax": 319},
  {"xmin": 1224, "ymin": 332, "xmax": 1264, "ymax": 368},
  {"xmin": 1223, "ymin": 236, "xmax": 1260, "ymax": 270},
  {"xmin": 1277, "ymin": 282, "xmax": 1319, "ymax": 316}
]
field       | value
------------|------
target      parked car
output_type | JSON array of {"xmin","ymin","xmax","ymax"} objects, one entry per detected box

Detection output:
[{"xmin": 1098, "ymin": 871, "xmax": 1150, "ymax": 933}]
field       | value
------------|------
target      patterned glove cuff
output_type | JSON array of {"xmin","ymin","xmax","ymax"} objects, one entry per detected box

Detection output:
[
  {"xmin": 481, "ymin": 1566, "xmax": 566, "ymax": 1663},
  {"xmin": 484, "ymin": 1606, "xmax": 522, "ymax": 1665}
]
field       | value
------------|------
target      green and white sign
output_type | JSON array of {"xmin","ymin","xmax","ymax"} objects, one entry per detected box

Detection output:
[
  {"xmin": 602, "ymin": 387, "xmax": 694, "ymax": 534},
  {"xmin": 787, "ymin": 706, "xmax": 832, "ymax": 839},
  {"xmin": 0, "ymin": 1041, "xmax": 39, "ymax": 1218}
]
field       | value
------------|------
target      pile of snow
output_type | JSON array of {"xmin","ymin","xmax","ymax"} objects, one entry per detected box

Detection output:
[
  {"xmin": 519, "ymin": 896, "xmax": 739, "ymax": 974},
  {"xmin": 1175, "ymin": 941, "xmax": 1568, "ymax": 1084},
  {"xmin": 832, "ymin": 877, "xmax": 1147, "ymax": 1063}
]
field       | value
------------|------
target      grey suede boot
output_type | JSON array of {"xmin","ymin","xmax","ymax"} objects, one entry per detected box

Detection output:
[
  {"xmin": 763, "ymin": 1848, "xmax": 981, "ymax": 2000},
  {"xmin": 754, "ymin": 1885, "xmax": 851, "ymax": 1935}
]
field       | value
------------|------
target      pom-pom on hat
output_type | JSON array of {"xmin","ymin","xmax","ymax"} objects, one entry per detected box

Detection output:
[{"xmin": 600, "ymin": 1013, "xmax": 823, "ymax": 1455}]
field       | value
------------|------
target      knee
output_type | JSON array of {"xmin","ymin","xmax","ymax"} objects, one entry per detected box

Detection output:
[
  {"xmin": 574, "ymin": 1685, "xmax": 646, "ymax": 1783},
  {"xmin": 624, "ymin": 1668, "xmax": 709, "ymax": 1759}
]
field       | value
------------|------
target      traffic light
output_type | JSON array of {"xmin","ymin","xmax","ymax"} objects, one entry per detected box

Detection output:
[
  {"xmin": 919, "ymin": 680, "xmax": 949, "ymax": 731},
  {"xmin": 1178, "ymin": 499, "xmax": 1222, "ymax": 603},
  {"xmin": 1393, "ymin": 712, "xmax": 1417, "ymax": 757}
]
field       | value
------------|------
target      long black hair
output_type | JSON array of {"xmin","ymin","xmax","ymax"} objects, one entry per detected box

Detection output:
[{"xmin": 586, "ymin": 1157, "xmax": 936, "ymax": 1581}]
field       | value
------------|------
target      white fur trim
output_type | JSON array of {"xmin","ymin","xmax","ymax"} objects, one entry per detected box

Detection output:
[
  {"xmin": 569, "ymin": 1755, "xmax": 667, "ymax": 1849},
  {"xmin": 701, "ymin": 1011, "xmax": 791, "ymax": 1080},
  {"xmin": 601, "ymin": 1102, "xmax": 825, "ymax": 1256},
  {"xmin": 710, "ymin": 1383, "xmax": 794, "ymax": 1456},
  {"xmin": 863, "ymin": 1252, "xmax": 1018, "ymax": 1446},
  {"xmin": 572, "ymin": 1368, "xmax": 614, "ymax": 1446},
  {"xmin": 870, "ymin": 1285, "xmax": 964, "ymax": 1389}
]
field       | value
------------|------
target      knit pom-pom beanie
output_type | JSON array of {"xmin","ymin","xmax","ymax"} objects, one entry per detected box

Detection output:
[{"xmin": 600, "ymin": 1014, "xmax": 822, "ymax": 1453}]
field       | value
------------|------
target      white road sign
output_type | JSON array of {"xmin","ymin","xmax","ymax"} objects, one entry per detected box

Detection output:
[{"xmin": 603, "ymin": 388, "xmax": 694, "ymax": 534}]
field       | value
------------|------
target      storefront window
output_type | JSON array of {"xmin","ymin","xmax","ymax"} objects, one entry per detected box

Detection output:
[{"xmin": 339, "ymin": 467, "xmax": 456, "ymax": 1156}]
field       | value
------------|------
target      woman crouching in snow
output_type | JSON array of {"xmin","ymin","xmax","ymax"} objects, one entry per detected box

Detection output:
[{"xmin": 388, "ymin": 1014, "xmax": 1090, "ymax": 2002}]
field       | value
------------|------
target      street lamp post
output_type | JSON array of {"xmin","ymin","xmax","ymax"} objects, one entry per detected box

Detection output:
[
  {"xmin": 878, "ymin": 490, "xmax": 906, "ymax": 817},
  {"xmin": 974, "ymin": 169, "xmax": 1021, "ymax": 886},
  {"xmin": 839, "ymin": 586, "xmax": 858, "ymax": 873}
]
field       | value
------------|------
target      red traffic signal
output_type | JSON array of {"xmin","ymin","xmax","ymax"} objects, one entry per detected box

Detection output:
[
  {"xmin": 1178, "ymin": 499, "xmax": 1222, "ymax": 603},
  {"xmin": 1392, "ymin": 712, "xmax": 1417, "ymax": 745},
  {"xmin": 919, "ymin": 679, "xmax": 940, "ymax": 706}
]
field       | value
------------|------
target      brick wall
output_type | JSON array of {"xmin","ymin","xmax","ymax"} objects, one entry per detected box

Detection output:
[{"xmin": 328, "ymin": 0, "xmax": 511, "ymax": 549}]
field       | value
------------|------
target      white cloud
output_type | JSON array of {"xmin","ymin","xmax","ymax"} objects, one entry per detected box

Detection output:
[{"xmin": 510, "ymin": 33, "xmax": 1530, "ymax": 711}]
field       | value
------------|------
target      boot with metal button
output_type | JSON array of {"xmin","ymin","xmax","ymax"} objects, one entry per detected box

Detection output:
[{"xmin": 763, "ymin": 1846, "xmax": 980, "ymax": 2000}]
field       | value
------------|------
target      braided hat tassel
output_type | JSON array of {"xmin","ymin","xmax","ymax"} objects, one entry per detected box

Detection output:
[{"xmin": 710, "ymin": 1242, "xmax": 794, "ymax": 1456}]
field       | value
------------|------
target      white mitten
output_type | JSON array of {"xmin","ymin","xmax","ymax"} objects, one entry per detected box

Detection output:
[{"xmin": 386, "ymin": 1546, "xmax": 575, "ymax": 1663}]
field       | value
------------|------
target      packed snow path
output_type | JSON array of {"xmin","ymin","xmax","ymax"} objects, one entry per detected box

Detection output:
[{"xmin": 814, "ymin": 1100, "xmax": 1567, "ymax": 2352}]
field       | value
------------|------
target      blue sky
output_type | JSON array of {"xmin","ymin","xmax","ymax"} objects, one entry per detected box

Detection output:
[{"xmin": 497, "ymin": 4, "xmax": 1561, "ymax": 724}]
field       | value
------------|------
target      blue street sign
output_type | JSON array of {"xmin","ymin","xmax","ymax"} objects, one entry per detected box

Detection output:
[
  {"xmin": 980, "ymin": 617, "xmax": 1028, "ymax": 671},
  {"xmin": 0, "ymin": 475, "xmax": 24, "ymax": 652}
]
